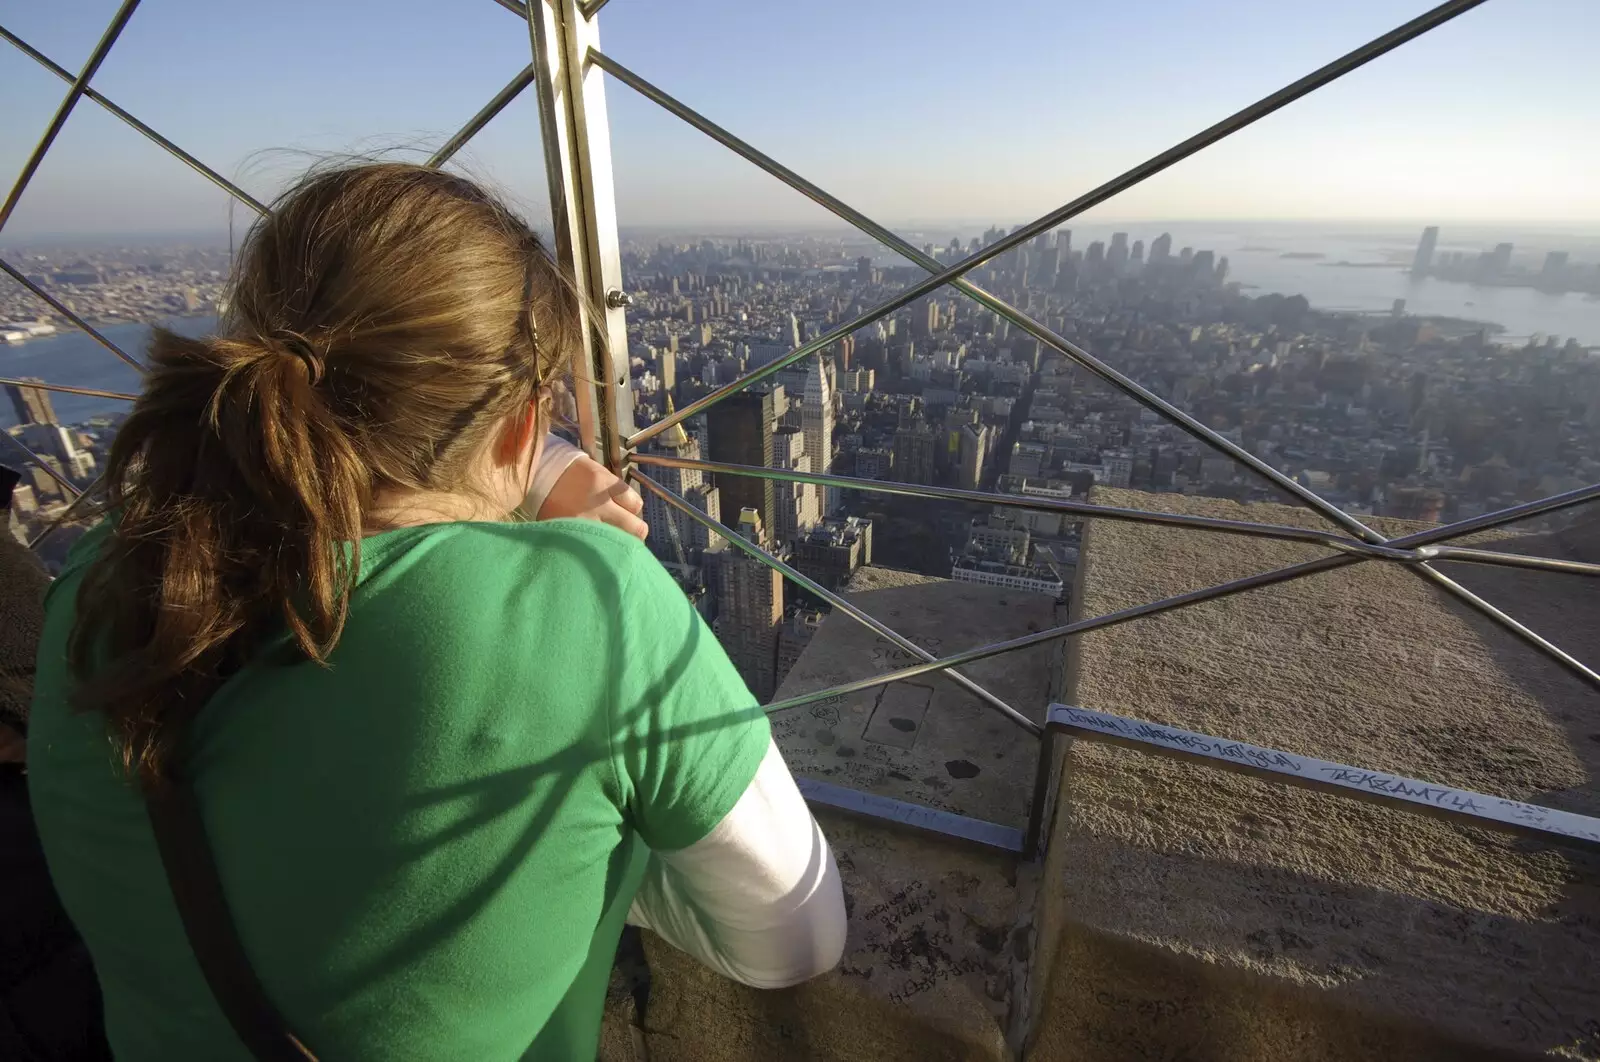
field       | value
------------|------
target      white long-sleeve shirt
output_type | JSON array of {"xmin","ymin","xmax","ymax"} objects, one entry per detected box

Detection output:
[{"xmin": 627, "ymin": 738, "xmax": 847, "ymax": 987}]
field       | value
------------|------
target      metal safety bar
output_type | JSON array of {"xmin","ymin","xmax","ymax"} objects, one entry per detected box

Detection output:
[
  {"xmin": 0, "ymin": 0, "xmax": 143, "ymax": 235},
  {"xmin": 1044, "ymin": 705, "xmax": 1600, "ymax": 853},
  {"xmin": 0, "ymin": 259, "xmax": 145, "ymax": 372},
  {"xmin": 633, "ymin": 453, "xmax": 1600, "ymax": 579},
  {"xmin": 26, "ymin": 475, "xmax": 103, "ymax": 550},
  {"xmin": 426, "ymin": 63, "xmax": 538, "ymax": 169},
  {"xmin": 797, "ymin": 777, "xmax": 1025, "ymax": 854},
  {"xmin": 0, "ymin": 23, "xmax": 270, "ymax": 216},
  {"xmin": 633, "ymin": 470, "xmax": 1044, "ymax": 737},
  {"xmin": 0, "ymin": 430, "xmax": 83, "ymax": 499},
  {"xmin": 0, "ymin": 377, "xmax": 140, "ymax": 402}
]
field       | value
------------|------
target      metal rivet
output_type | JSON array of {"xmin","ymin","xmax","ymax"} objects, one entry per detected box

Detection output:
[{"xmin": 605, "ymin": 288, "xmax": 633, "ymax": 309}]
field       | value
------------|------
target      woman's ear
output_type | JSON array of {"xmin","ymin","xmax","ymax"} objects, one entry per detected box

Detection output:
[{"xmin": 494, "ymin": 400, "xmax": 542, "ymax": 466}]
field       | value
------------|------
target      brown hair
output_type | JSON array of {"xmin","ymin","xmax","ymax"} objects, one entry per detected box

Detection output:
[{"xmin": 68, "ymin": 162, "xmax": 583, "ymax": 786}]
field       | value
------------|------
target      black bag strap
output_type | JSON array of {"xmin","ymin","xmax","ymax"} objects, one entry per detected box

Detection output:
[{"xmin": 145, "ymin": 783, "xmax": 318, "ymax": 1061}]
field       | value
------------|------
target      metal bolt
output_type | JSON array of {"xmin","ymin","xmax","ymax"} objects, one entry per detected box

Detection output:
[{"xmin": 605, "ymin": 288, "xmax": 633, "ymax": 309}]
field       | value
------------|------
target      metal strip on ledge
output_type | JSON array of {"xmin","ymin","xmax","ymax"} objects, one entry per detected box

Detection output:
[
  {"xmin": 1047, "ymin": 705, "xmax": 1600, "ymax": 852},
  {"xmin": 796, "ymin": 777, "xmax": 1025, "ymax": 854}
]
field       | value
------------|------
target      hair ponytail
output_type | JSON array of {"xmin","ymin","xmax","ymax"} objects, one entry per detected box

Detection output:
[
  {"xmin": 68, "ymin": 163, "xmax": 580, "ymax": 787},
  {"xmin": 70, "ymin": 327, "xmax": 368, "ymax": 784}
]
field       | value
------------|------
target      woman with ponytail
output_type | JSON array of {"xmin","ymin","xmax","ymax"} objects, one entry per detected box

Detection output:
[{"xmin": 26, "ymin": 163, "xmax": 844, "ymax": 1061}]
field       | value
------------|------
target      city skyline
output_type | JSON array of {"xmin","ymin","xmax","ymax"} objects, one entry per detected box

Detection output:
[{"xmin": 2, "ymin": 0, "xmax": 1598, "ymax": 236}]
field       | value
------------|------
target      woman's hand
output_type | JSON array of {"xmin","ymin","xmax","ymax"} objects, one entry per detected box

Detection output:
[{"xmin": 537, "ymin": 454, "xmax": 648, "ymax": 540}]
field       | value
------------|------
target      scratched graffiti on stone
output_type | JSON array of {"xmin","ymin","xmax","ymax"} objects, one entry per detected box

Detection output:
[{"xmin": 1054, "ymin": 706, "xmax": 1600, "ymax": 845}]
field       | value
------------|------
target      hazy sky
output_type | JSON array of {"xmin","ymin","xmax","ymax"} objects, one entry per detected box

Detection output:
[{"xmin": 1, "ymin": 0, "xmax": 1597, "ymax": 238}]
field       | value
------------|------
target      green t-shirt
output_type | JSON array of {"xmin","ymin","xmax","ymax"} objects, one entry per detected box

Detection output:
[{"xmin": 27, "ymin": 517, "xmax": 769, "ymax": 1061}]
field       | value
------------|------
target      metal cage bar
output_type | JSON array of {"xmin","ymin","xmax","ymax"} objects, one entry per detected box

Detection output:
[
  {"xmin": 0, "ymin": 259, "xmax": 145, "ymax": 373},
  {"xmin": 633, "ymin": 471, "xmax": 1044, "ymax": 737},
  {"xmin": 0, "ymin": 377, "xmax": 139, "ymax": 402},
  {"xmin": 426, "ymin": 62, "xmax": 538, "ymax": 169},
  {"xmin": 0, "ymin": 0, "xmax": 143, "ymax": 235},
  {"xmin": 0, "ymin": 23, "xmax": 270, "ymax": 217},
  {"xmin": 528, "ymin": 0, "xmax": 634, "ymax": 469},
  {"xmin": 0, "ymin": 431, "xmax": 84, "ymax": 499}
]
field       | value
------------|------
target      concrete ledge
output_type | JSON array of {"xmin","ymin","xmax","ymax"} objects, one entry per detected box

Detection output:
[
  {"xmin": 638, "ymin": 811, "xmax": 1030, "ymax": 1062},
  {"xmin": 1031, "ymin": 488, "xmax": 1600, "ymax": 1061}
]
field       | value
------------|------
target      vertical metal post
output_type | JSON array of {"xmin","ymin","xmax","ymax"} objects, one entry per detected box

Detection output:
[{"xmin": 527, "ymin": 0, "xmax": 634, "ymax": 472}]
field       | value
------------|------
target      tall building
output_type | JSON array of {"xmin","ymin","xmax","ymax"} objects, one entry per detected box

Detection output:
[
  {"xmin": 1488, "ymin": 242, "xmax": 1514, "ymax": 277},
  {"xmin": 775, "ymin": 609, "xmax": 824, "ymax": 690},
  {"xmin": 19, "ymin": 423, "xmax": 93, "ymax": 480},
  {"xmin": 837, "ymin": 334, "xmax": 855, "ymax": 371},
  {"xmin": 5, "ymin": 378, "xmax": 57, "ymax": 426},
  {"xmin": 914, "ymin": 298, "xmax": 939, "ymax": 339},
  {"xmin": 801, "ymin": 355, "xmax": 834, "ymax": 511},
  {"xmin": 1411, "ymin": 226, "xmax": 1439, "ymax": 275},
  {"xmin": 706, "ymin": 387, "xmax": 779, "ymax": 541},
  {"xmin": 786, "ymin": 312, "xmax": 802, "ymax": 350},
  {"xmin": 707, "ymin": 508, "xmax": 784, "ymax": 700},
  {"xmin": 958, "ymin": 423, "xmax": 987, "ymax": 491},
  {"xmin": 856, "ymin": 255, "xmax": 873, "ymax": 286},
  {"xmin": 658, "ymin": 347, "xmax": 676, "ymax": 397},
  {"xmin": 1108, "ymin": 232, "xmax": 1130, "ymax": 273},
  {"xmin": 892, "ymin": 427, "xmax": 936, "ymax": 485},
  {"xmin": 1150, "ymin": 232, "xmax": 1173, "ymax": 262},
  {"xmin": 638, "ymin": 412, "xmax": 711, "ymax": 563},
  {"xmin": 770, "ymin": 425, "xmax": 819, "ymax": 544},
  {"xmin": 792, "ymin": 515, "xmax": 873, "ymax": 593}
]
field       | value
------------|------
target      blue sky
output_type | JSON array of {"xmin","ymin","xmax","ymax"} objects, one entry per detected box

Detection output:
[{"xmin": 1, "ymin": 0, "xmax": 1597, "ymax": 237}]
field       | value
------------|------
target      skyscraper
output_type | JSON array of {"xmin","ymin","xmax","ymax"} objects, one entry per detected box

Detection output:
[
  {"xmin": 958, "ymin": 423, "xmax": 987, "ymax": 491},
  {"xmin": 707, "ymin": 508, "xmax": 784, "ymax": 700},
  {"xmin": 659, "ymin": 346, "xmax": 676, "ymax": 397},
  {"xmin": 1412, "ymin": 226, "xmax": 1439, "ymax": 275},
  {"xmin": 1108, "ymin": 232, "xmax": 1130, "ymax": 273},
  {"xmin": 1488, "ymin": 242, "xmax": 1514, "ymax": 277},
  {"xmin": 914, "ymin": 299, "xmax": 939, "ymax": 339},
  {"xmin": 801, "ymin": 355, "xmax": 834, "ymax": 510},
  {"xmin": 5, "ymin": 378, "xmax": 58, "ymax": 426},
  {"xmin": 856, "ymin": 255, "xmax": 873, "ymax": 285},
  {"xmin": 770, "ymin": 425, "xmax": 819, "ymax": 545},
  {"xmin": 1150, "ymin": 232, "xmax": 1173, "ymax": 262},
  {"xmin": 706, "ymin": 387, "xmax": 779, "ymax": 541},
  {"xmin": 892, "ymin": 427, "xmax": 936, "ymax": 485},
  {"xmin": 638, "ymin": 411, "xmax": 711, "ymax": 564}
]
